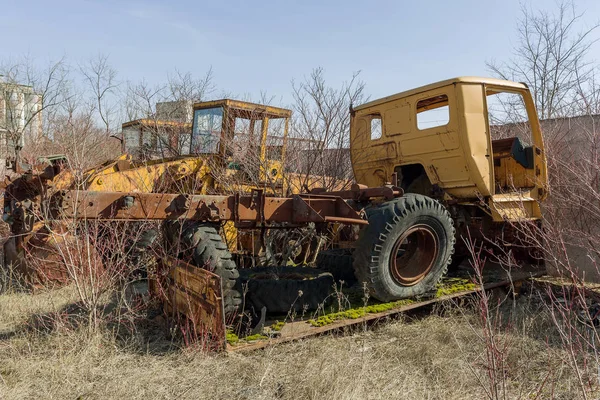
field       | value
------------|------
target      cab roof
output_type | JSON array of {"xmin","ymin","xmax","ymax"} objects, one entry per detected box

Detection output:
[
  {"xmin": 354, "ymin": 77, "xmax": 529, "ymax": 111},
  {"xmin": 193, "ymin": 99, "xmax": 291, "ymax": 119}
]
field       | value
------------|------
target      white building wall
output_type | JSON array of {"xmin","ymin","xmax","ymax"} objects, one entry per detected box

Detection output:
[{"xmin": 0, "ymin": 82, "xmax": 42, "ymax": 162}]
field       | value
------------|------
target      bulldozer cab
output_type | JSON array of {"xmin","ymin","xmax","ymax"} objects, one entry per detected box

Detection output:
[
  {"xmin": 350, "ymin": 77, "xmax": 548, "ymax": 222},
  {"xmin": 191, "ymin": 99, "xmax": 291, "ymax": 184},
  {"xmin": 122, "ymin": 119, "xmax": 192, "ymax": 159},
  {"xmin": 119, "ymin": 100, "xmax": 291, "ymax": 190}
]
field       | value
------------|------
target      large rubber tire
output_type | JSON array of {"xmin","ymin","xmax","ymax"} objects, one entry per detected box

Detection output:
[
  {"xmin": 353, "ymin": 194, "xmax": 455, "ymax": 301},
  {"xmin": 237, "ymin": 266, "xmax": 334, "ymax": 314},
  {"xmin": 316, "ymin": 249, "xmax": 357, "ymax": 286},
  {"xmin": 164, "ymin": 221, "xmax": 242, "ymax": 315}
]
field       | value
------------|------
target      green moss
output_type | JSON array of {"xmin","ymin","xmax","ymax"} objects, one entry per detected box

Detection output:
[
  {"xmin": 244, "ymin": 334, "xmax": 269, "ymax": 341},
  {"xmin": 226, "ymin": 331, "xmax": 269, "ymax": 345},
  {"xmin": 270, "ymin": 321, "xmax": 285, "ymax": 331},
  {"xmin": 436, "ymin": 278, "xmax": 476, "ymax": 297},
  {"xmin": 226, "ymin": 331, "xmax": 239, "ymax": 345},
  {"xmin": 307, "ymin": 299, "xmax": 415, "ymax": 327}
]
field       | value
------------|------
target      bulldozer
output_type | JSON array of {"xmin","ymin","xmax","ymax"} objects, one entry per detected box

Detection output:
[
  {"xmin": 1, "ymin": 77, "xmax": 548, "ymax": 347},
  {"xmin": 72, "ymin": 99, "xmax": 293, "ymax": 195}
]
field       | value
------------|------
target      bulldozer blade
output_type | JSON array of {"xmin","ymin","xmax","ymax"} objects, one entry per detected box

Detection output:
[{"xmin": 156, "ymin": 257, "xmax": 227, "ymax": 350}]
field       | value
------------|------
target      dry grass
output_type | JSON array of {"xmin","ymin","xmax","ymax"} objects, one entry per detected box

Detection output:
[
  {"xmin": 0, "ymin": 285, "xmax": 79, "ymax": 333},
  {"xmin": 0, "ymin": 283, "xmax": 597, "ymax": 399}
]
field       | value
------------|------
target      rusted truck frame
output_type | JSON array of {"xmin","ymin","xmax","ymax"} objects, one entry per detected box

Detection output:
[
  {"xmin": 3, "ymin": 174, "xmax": 395, "ymax": 347},
  {"xmin": 8, "ymin": 190, "xmax": 366, "ymax": 232}
]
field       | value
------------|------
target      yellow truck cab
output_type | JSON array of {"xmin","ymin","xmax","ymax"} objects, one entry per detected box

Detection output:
[{"xmin": 350, "ymin": 77, "xmax": 548, "ymax": 222}]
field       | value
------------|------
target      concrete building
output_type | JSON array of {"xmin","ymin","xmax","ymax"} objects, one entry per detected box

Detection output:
[
  {"xmin": 0, "ymin": 78, "xmax": 43, "ymax": 163},
  {"xmin": 155, "ymin": 100, "xmax": 193, "ymax": 123}
]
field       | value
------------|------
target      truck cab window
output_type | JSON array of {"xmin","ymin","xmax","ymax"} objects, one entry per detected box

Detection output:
[
  {"xmin": 416, "ymin": 95, "xmax": 449, "ymax": 130},
  {"xmin": 371, "ymin": 115, "xmax": 382, "ymax": 140}
]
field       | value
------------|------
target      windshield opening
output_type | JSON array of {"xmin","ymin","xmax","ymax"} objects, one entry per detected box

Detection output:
[
  {"xmin": 486, "ymin": 88, "xmax": 538, "ymax": 193},
  {"xmin": 486, "ymin": 89, "xmax": 532, "ymax": 146},
  {"xmin": 191, "ymin": 107, "xmax": 223, "ymax": 154}
]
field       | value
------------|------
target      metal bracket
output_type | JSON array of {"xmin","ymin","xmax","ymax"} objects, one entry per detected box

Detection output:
[{"xmin": 250, "ymin": 189, "xmax": 265, "ymax": 224}]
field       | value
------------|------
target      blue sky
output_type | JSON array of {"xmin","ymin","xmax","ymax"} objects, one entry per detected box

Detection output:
[{"xmin": 2, "ymin": 0, "xmax": 600, "ymax": 106}]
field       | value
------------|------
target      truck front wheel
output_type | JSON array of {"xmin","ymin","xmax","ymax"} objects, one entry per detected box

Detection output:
[{"xmin": 353, "ymin": 194, "xmax": 455, "ymax": 301}]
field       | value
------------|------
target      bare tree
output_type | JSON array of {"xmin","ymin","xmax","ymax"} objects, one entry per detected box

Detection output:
[
  {"xmin": 124, "ymin": 67, "xmax": 215, "ymax": 123},
  {"xmin": 28, "ymin": 55, "xmax": 122, "ymax": 173},
  {"xmin": 80, "ymin": 54, "xmax": 120, "ymax": 134},
  {"xmin": 166, "ymin": 68, "xmax": 216, "ymax": 119},
  {"xmin": 483, "ymin": 4, "xmax": 600, "ymax": 396},
  {"xmin": 289, "ymin": 68, "xmax": 366, "ymax": 192},
  {"xmin": 487, "ymin": 1, "xmax": 598, "ymax": 120}
]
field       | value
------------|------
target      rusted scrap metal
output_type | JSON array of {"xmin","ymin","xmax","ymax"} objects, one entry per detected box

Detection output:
[
  {"xmin": 149, "ymin": 261, "xmax": 546, "ymax": 353},
  {"xmin": 3, "ymin": 224, "xmax": 105, "ymax": 288},
  {"xmin": 310, "ymin": 183, "xmax": 403, "ymax": 201},
  {"xmin": 153, "ymin": 257, "xmax": 227, "ymax": 350},
  {"xmin": 23, "ymin": 228, "xmax": 82, "ymax": 285},
  {"xmin": 7, "ymin": 189, "xmax": 366, "ymax": 235}
]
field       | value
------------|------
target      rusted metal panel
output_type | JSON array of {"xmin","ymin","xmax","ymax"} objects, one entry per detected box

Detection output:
[
  {"xmin": 3, "ymin": 225, "xmax": 105, "ymax": 287},
  {"xmin": 159, "ymin": 257, "xmax": 226, "ymax": 350}
]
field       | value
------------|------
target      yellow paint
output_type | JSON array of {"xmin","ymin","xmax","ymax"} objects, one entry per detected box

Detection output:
[
  {"xmin": 222, "ymin": 221, "xmax": 238, "ymax": 252},
  {"xmin": 85, "ymin": 157, "xmax": 210, "ymax": 193}
]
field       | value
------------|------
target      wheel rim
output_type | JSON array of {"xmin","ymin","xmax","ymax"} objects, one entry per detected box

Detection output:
[{"xmin": 389, "ymin": 224, "xmax": 439, "ymax": 286}]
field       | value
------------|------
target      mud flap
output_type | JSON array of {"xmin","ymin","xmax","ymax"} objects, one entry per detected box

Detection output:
[{"xmin": 152, "ymin": 257, "xmax": 227, "ymax": 350}]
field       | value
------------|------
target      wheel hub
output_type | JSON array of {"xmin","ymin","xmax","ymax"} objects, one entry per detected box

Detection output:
[{"xmin": 389, "ymin": 224, "xmax": 439, "ymax": 286}]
